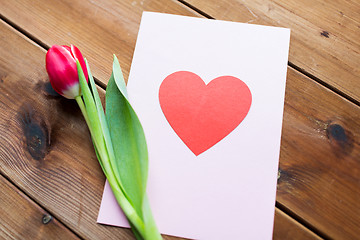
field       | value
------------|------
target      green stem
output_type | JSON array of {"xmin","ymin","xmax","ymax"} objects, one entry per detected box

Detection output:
[
  {"xmin": 75, "ymin": 96, "xmax": 90, "ymax": 126},
  {"xmin": 142, "ymin": 196, "xmax": 162, "ymax": 240}
]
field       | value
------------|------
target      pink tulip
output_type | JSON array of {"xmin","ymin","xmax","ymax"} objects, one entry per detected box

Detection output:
[{"xmin": 46, "ymin": 44, "xmax": 88, "ymax": 99}]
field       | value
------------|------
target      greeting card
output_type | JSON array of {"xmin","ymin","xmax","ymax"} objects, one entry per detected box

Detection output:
[{"xmin": 98, "ymin": 12, "xmax": 290, "ymax": 239}]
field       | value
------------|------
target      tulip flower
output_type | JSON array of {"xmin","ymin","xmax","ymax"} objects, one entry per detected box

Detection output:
[
  {"xmin": 45, "ymin": 45, "xmax": 162, "ymax": 240},
  {"xmin": 46, "ymin": 44, "xmax": 88, "ymax": 99}
]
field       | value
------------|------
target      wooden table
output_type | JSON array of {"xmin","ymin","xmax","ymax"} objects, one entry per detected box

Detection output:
[{"xmin": 0, "ymin": 1, "xmax": 359, "ymax": 239}]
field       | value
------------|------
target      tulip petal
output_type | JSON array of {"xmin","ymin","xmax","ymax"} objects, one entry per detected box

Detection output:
[
  {"xmin": 46, "ymin": 44, "xmax": 88, "ymax": 99},
  {"xmin": 71, "ymin": 44, "xmax": 88, "ymax": 80},
  {"xmin": 62, "ymin": 83, "xmax": 80, "ymax": 99},
  {"xmin": 46, "ymin": 45, "xmax": 79, "ymax": 98}
]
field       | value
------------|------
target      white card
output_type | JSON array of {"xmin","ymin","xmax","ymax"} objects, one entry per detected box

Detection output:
[{"xmin": 98, "ymin": 12, "xmax": 290, "ymax": 239}]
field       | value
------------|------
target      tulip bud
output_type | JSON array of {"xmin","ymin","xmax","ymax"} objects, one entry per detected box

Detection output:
[{"xmin": 46, "ymin": 44, "xmax": 88, "ymax": 99}]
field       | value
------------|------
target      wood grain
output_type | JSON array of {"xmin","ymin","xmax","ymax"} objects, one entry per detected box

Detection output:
[
  {"xmin": 0, "ymin": 0, "xmax": 200, "ymax": 85},
  {"xmin": 182, "ymin": 0, "xmax": 360, "ymax": 103},
  {"xmin": 0, "ymin": 19, "xmax": 321, "ymax": 239},
  {"xmin": 278, "ymin": 67, "xmax": 360, "ymax": 240},
  {"xmin": 0, "ymin": 174, "xmax": 79, "ymax": 240}
]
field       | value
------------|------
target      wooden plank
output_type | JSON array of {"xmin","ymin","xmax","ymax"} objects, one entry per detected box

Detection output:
[
  {"xmin": 182, "ymin": 0, "xmax": 360, "ymax": 103},
  {"xmin": 273, "ymin": 209, "xmax": 321, "ymax": 240},
  {"xmin": 0, "ymin": 19, "xmax": 320, "ymax": 240},
  {"xmin": 0, "ymin": 174, "xmax": 79, "ymax": 240}
]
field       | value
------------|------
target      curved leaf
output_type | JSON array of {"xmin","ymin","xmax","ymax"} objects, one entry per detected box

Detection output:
[{"xmin": 105, "ymin": 55, "xmax": 148, "ymax": 218}]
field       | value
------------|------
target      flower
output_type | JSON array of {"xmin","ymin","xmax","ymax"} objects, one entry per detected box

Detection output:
[
  {"xmin": 46, "ymin": 44, "xmax": 88, "ymax": 99},
  {"xmin": 45, "ymin": 51, "xmax": 162, "ymax": 239}
]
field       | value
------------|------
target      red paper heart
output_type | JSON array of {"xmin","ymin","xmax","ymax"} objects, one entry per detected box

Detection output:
[{"xmin": 159, "ymin": 71, "xmax": 252, "ymax": 156}]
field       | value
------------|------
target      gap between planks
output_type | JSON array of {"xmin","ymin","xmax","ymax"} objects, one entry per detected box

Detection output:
[{"xmin": 0, "ymin": 13, "xmax": 325, "ymax": 240}]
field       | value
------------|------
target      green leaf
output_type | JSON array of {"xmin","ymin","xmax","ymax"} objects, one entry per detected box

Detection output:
[
  {"xmin": 105, "ymin": 55, "xmax": 148, "ymax": 218},
  {"xmin": 84, "ymin": 60, "xmax": 115, "ymax": 181},
  {"xmin": 76, "ymin": 60, "xmax": 106, "ymax": 159}
]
